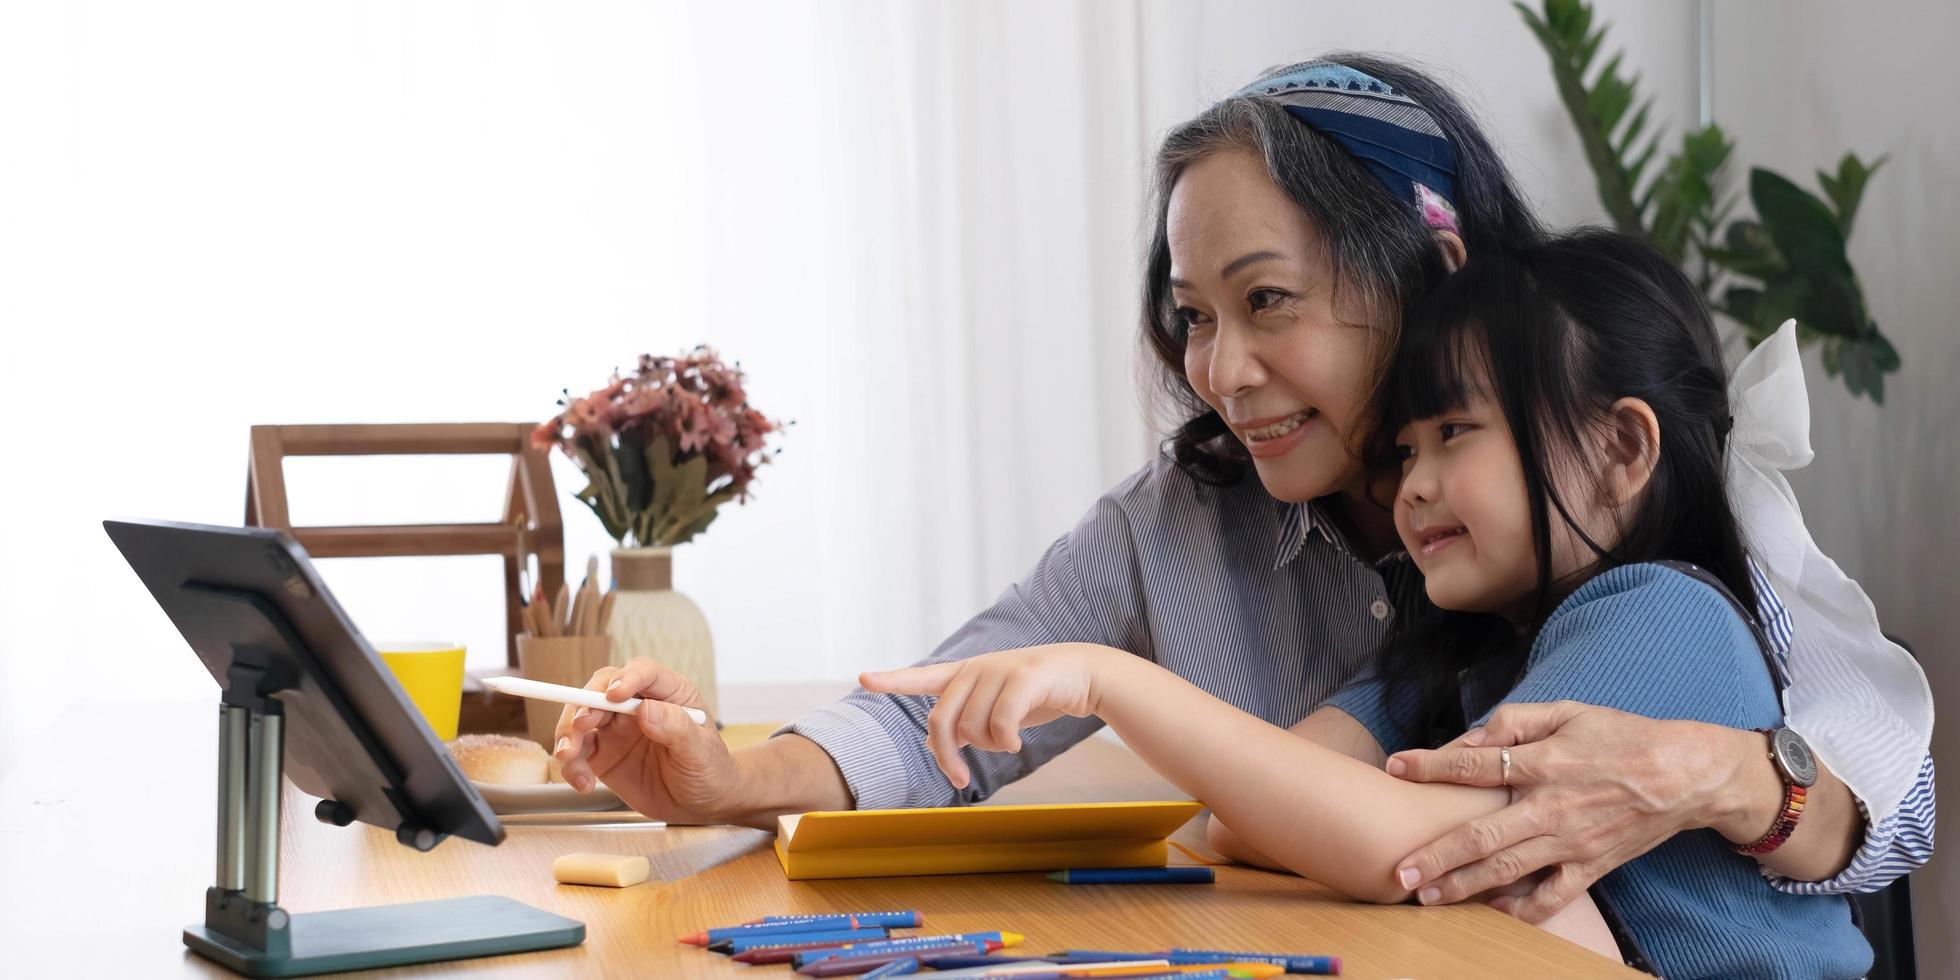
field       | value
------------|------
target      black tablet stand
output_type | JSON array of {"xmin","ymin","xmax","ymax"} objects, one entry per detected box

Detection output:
[{"xmin": 177, "ymin": 586, "xmax": 582, "ymax": 978}]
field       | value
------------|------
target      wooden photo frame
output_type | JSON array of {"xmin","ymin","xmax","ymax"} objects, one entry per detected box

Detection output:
[{"xmin": 243, "ymin": 422, "xmax": 565, "ymax": 668}]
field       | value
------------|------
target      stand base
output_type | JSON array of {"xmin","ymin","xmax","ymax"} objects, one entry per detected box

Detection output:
[{"xmin": 184, "ymin": 895, "xmax": 583, "ymax": 977}]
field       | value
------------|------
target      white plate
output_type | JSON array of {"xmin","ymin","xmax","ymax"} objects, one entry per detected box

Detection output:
[{"xmin": 472, "ymin": 779, "xmax": 626, "ymax": 815}]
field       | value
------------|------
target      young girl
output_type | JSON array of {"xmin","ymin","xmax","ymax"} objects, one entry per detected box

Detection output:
[{"xmin": 861, "ymin": 229, "xmax": 1872, "ymax": 977}]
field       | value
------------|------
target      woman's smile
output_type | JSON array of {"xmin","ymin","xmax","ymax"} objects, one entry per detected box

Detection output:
[{"xmin": 1235, "ymin": 408, "xmax": 1319, "ymax": 458}]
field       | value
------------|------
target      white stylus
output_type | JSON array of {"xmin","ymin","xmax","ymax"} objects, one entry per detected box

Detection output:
[{"xmin": 480, "ymin": 675, "xmax": 709, "ymax": 726}]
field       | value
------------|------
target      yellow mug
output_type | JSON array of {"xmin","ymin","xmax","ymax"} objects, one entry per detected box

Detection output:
[{"xmin": 375, "ymin": 642, "xmax": 466, "ymax": 741}]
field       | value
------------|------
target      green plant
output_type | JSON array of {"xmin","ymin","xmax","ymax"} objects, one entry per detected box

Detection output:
[{"xmin": 1517, "ymin": 0, "xmax": 1899, "ymax": 401}]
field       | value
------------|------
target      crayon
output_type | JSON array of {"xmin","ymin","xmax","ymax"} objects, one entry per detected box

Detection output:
[
  {"xmin": 922, "ymin": 960, "xmax": 1169, "ymax": 979},
  {"xmin": 742, "ymin": 938, "xmax": 1003, "ymax": 966},
  {"xmin": 798, "ymin": 942, "xmax": 988, "ymax": 977},
  {"xmin": 757, "ymin": 911, "xmax": 924, "ymax": 926},
  {"xmin": 683, "ymin": 911, "xmax": 922, "ymax": 944},
  {"xmin": 716, "ymin": 927, "xmax": 890, "ymax": 954},
  {"xmin": 1014, "ymin": 966, "xmax": 1279, "ymax": 979},
  {"xmin": 1052, "ymin": 951, "xmax": 1336, "ymax": 975},
  {"xmin": 918, "ymin": 953, "xmax": 1057, "ymax": 969},
  {"xmin": 1046, "ymin": 867, "xmax": 1215, "ymax": 885},
  {"xmin": 860, "ymin": 957, "xmax": 923, "ymax": 979},
  {"xmin": 1005, "ymin": 972, "xmax": 1233, "ymax": 980},
  {"xmin": 792, "ymin": 932, "xmax": 1022, "ymax": 967}
]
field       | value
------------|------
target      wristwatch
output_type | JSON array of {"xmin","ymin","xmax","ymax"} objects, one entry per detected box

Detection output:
[{"xmin": 1734, "ymin": 726, "xmax": 1817, "ymax": 856}]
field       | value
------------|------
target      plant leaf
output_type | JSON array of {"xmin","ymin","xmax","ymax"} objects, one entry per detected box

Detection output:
[
  {"xmin": 649, "ymin": 436, "xmax": 682, "ymax": 520},
  {"xmin": 1718, "ymin": 285, "xmax": 1762, "ymax": 339},
  {"xmin": 1870, "ymin": 328, "xmax": 1901, "ymax": 371},
  {"xmin": 1834, "ymin": 335, "xmax": 1889, "ymax": 403},
  {"xmin": 573, "ymin": 484, "xmax": 627, "ymax": 542},
  {"xmin": 615, "ymin": 432, "xmax": 651, "ymax": 513},
  {"xmin": 671, "ymin": 509, "xmax": 719, "ymax": 547},
  {"xmin": 1704, "ymin": 220, "xmax": 1786, "ymax": 280},
  {"xmin": 1751, "ymin": 168, "xmax": 1849, "ymax": 270},
  {"xmin": 1818, "ymin": 152, "xmax": 1886, "ymax": 237},
  {"xmin": 1627, "ymin": 139, "xmax": 1660, "ymax": 209},
  {"xmin": 1588, "ymin": 54, "xmax": 1633, "ymax": 134},
  {"xmin": 673, "ymin": 453, "xmax": 708, "ymax": 517},
  {"xmin": 1647, "ymin": 124, "xmax": 1734, "ymax": 263},
  {"xmin": 644, "ymin": 452, "xmax": 710, "ymax": 546},
  {"xmin": 1614, "ymin": 101, "xmax": 1651, "ymax": 159},
  {"xmin": 1515, "ymin": 0, "xmax": 1647, "ymax": 236}
]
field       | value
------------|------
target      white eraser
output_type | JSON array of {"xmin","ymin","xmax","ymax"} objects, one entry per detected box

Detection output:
[{"xmin": 552, "ymin": 851, "xmax": 651, "ymax": 888}]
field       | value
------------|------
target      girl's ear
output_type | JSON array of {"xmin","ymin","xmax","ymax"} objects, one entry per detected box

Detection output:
[
  {"xmin": 1601, "ymin": 397, "xmax": 1661, "ymax": 505},
  {"xmin": 1432, "ymin": 230, "xmax": 1467, "ymax": 273}
]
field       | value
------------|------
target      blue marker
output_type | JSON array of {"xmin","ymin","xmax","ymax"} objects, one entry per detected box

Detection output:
[
  {"xmin": 1171, "ymin": 948, "xmax": 1342, "ymax": 975},
  {"xmin": 1046, "ymin": 866, "xmax": 1215, "ymax": 884}
]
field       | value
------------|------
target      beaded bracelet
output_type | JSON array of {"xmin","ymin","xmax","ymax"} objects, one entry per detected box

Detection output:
[{"xmin": 1735, "ymin": 781, "xmax": 1807, "ymax": 856}]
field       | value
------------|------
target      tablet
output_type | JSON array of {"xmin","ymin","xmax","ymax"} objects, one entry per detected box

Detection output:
[{"xmin": 105, "ymin": 518, "xmax": 502, "ymax": 847}]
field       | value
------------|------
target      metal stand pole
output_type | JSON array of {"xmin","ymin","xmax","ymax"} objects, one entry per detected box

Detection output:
[
  {"xmin": 216, "ymin": 705, "xmax": 248, "ymax": 893},
  {"xmin": 198, "ymin": 692, "xmax": 291, "ymax": 961},
  {"xmin": 244, "ymin": 711, "xmax": 283, "ymax": 905}
]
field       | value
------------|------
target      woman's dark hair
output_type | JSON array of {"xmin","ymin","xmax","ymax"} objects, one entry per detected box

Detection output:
[
  {"xmin": 1371, "ymin": 228, "xmax": 1758, "ymax": 744},
  {"xmin": 1141, "ymin": 53, "xmax": 1543, "ymax": 486}
]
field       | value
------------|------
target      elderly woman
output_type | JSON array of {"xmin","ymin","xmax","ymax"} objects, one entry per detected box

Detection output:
[{"xmin": 554, "ymin": 51, "xmax": 1933, "ymax": 952}]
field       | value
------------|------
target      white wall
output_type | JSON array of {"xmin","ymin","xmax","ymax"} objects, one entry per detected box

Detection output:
[
  {"xmin": 1710, "ymin": 0, "xmax": 1958, "ymax": 965},
  {"xmin": 1129, "ymin": 0, "xmax": 1702, "ymax": 228}
]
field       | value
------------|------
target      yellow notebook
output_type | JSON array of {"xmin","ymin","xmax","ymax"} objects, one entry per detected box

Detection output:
[{"xmin": 773, "ymin": 800, "xmax": 1203, "ymax": 880}]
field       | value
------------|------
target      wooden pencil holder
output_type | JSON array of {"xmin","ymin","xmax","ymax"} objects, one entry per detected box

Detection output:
[{"xmin": 514, "ymin": 634, "xmax": 613, "ymax": 748}]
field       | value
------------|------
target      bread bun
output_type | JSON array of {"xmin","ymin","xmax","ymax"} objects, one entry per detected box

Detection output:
[{"xmin": 448, "ymin": 733, "xmax": 550, "ymax": 785}]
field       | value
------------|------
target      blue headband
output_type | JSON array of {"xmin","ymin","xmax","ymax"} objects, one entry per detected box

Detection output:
[{"xmin": 1232, "ymin": 62, "xmax": 1460, "ymax": 230}]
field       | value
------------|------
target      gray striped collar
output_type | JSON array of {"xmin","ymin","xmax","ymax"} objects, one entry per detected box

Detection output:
[{"xmin": 1274, "ymin": 498, "xmax": 1410, "ymax": 571}]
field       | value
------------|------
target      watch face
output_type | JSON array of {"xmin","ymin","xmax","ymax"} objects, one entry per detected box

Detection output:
[{"xmin": 1773, "ymin": 728, "xmax": 1819, "ymax": 787}]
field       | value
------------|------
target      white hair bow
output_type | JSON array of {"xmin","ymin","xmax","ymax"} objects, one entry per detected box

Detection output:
[{"xmin": 1727, "ymin": 319, "xmax": 1934, "ymax": 820}]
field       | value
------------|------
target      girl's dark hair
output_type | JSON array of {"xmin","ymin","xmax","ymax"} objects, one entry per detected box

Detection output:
[
  {"xmin": 1141, "ymin": 53, "xmax": 1543, "ymax": 486},
  {"xmin": 1372, "ymin": 228, "xmax": 1758, "ymax": 744}
]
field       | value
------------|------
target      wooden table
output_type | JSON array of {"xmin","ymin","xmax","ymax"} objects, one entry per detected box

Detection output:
[{"xmin": 0, "ymin": 694, "xmax": 1637, "ymax": 979}]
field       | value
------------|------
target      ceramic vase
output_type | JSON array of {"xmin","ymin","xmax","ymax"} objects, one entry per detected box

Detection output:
[{"xmin": 605, "ymin": 546, "xmax": 718, "ymax": 719}]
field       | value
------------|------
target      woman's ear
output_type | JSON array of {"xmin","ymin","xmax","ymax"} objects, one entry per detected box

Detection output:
[
  {"xmin": 1432, "ymin": 230, "xmax": 1467, "ymax": 273},
  {"xmin": 1601, "ymin": 397, "xmax": 1661, "ymax": 505}
]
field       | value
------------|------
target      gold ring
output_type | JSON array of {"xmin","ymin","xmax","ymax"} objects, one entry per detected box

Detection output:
[{"xmin": 1500, "ymin": 745, "xmax": 1512, "ymax": 785}]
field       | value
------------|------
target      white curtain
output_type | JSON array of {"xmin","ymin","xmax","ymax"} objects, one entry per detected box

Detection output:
[
  {"xmin": 0, "ymin": 0, "xmax": 1156, "ymax": 775},
  {"xmin": 0, "ymin": 0, "xmax": 1687, "ymax": 775}
]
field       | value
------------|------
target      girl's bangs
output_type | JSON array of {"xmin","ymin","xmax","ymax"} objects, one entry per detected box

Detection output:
[{"xmin": 1383, "ymin": 283, "xmax": 1496, "ymax": 435}]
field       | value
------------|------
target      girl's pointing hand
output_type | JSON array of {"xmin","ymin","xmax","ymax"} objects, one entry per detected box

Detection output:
[{"xmin": 860, "ymin": 643, "xmax": 1126, "ymax": 789}]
